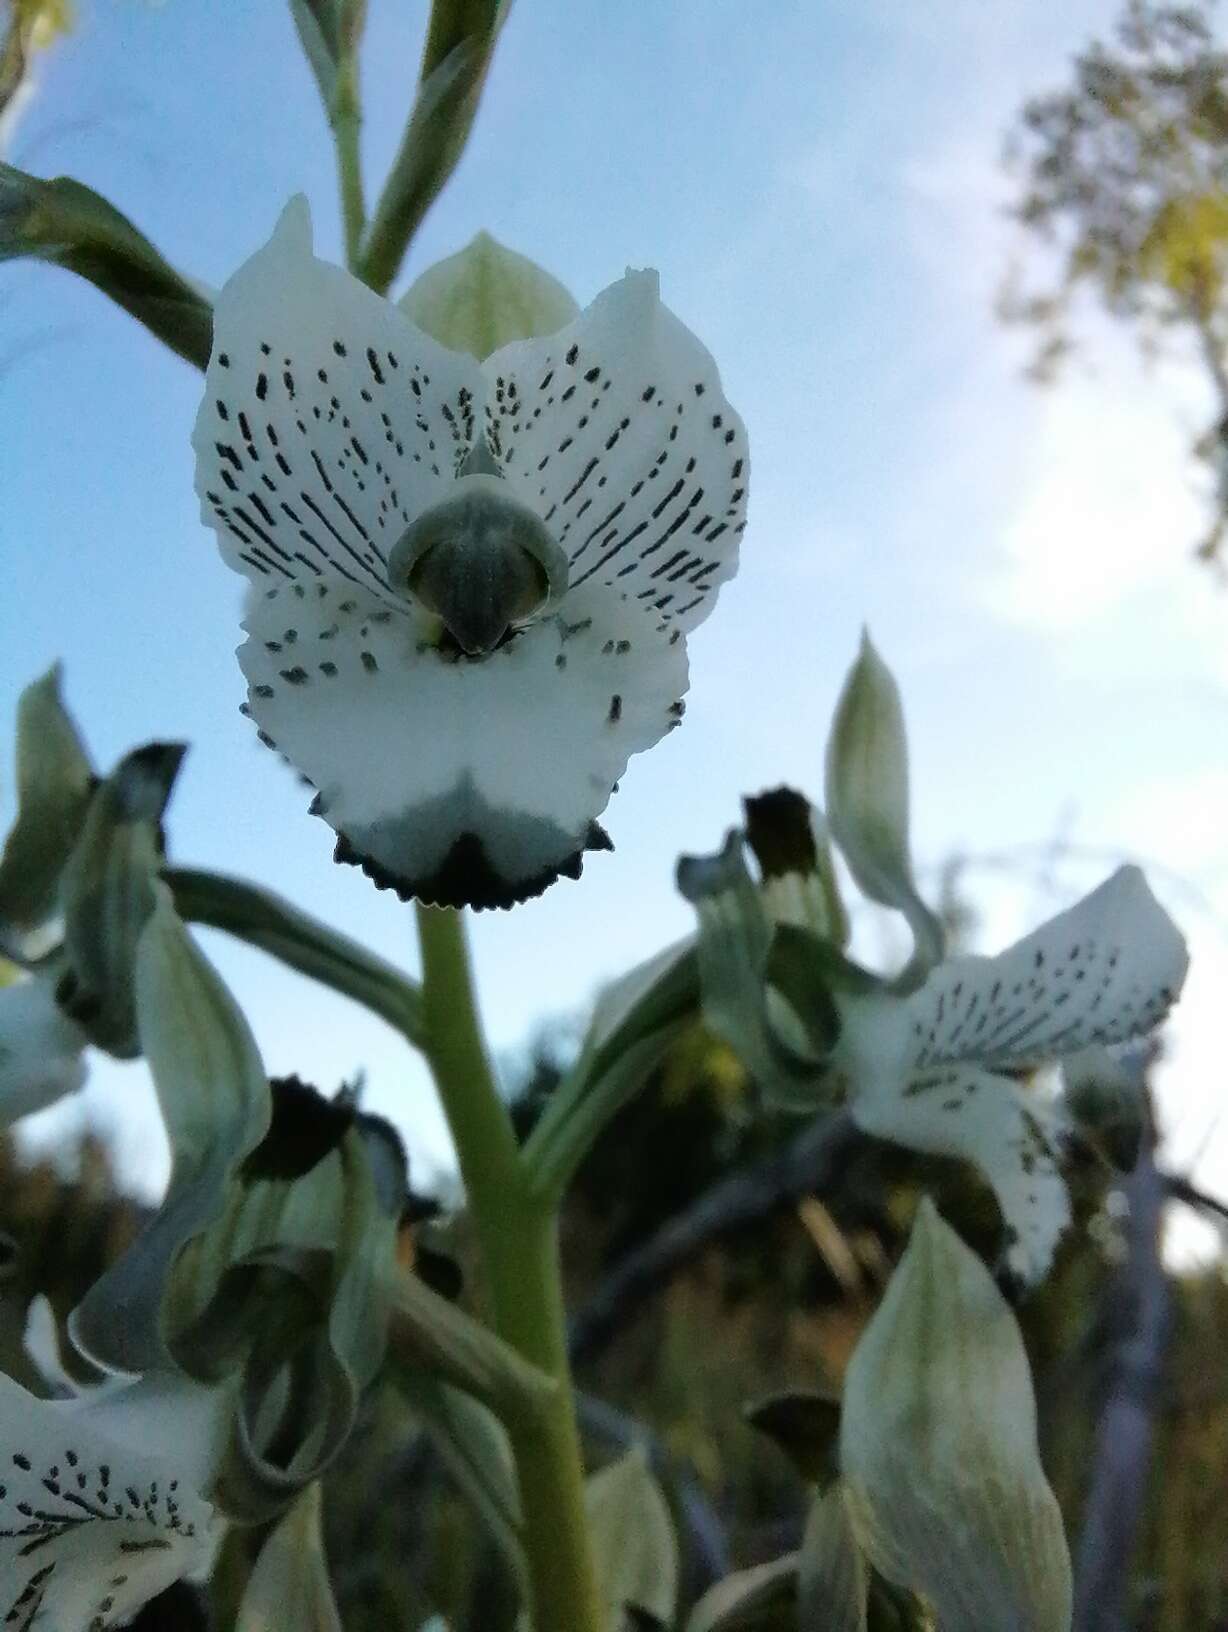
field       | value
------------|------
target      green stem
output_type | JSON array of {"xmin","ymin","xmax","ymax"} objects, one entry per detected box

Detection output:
[
  {"xmin": 413, "ymin": 903, "xmax": 605, "ymax": 1632},
  {"xmin": 332, "ymin": 53, "xmax": 366, "ymax": 271}
]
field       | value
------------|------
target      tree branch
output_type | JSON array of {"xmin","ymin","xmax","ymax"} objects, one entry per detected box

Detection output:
[{"xmin": 1073, "ymin": 1135, "xmax": 1171, "ymax": 1632}]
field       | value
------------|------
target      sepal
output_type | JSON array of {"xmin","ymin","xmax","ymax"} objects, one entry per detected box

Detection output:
[{"xmin": 400, "ymin": 231, "xmax": 579, "ymax": 359}]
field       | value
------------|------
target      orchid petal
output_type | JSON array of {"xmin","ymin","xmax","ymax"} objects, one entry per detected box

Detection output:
[
  {"xmin": 488, "ymin": 271, "xmax": 748, "ymax": 633},
  {"xmin": 850, "ymin": 1063, "xmax": 1070, "ymax": 1284},
  {"xmin": 0, "ymin": 974, "xmax": 87, "ymax": 1126},
  {"xmin": 907, "ymin": 866, "xmax": 1188, "ymax": 1071},
  {"xmin": 193, "ymin": 198, "xmax": 483, "ymax": 602},
  {"xmin": 241, "ymin": 580, "xmax": 687, "ymax": 907},
  {"xmin": 0, "ymin": 1370, "xmax": 219, "ymax": 1631}
]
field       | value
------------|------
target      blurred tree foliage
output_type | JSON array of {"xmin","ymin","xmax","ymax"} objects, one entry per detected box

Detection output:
[
  {"xmin": 0, "ymin": 0, "xmax": 73, "ymax": 146},
  {"xmin": 1003, "ymin": 0, "xmax": 1228, "ymax": 568}
]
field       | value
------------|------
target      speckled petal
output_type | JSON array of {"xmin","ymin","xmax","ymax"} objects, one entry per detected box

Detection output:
[
  {"xmin": 239, "ymin": 580, "xmax": 689, "ymax": 909},
  {"xmin": 906, "ymin": 866, "xmax": 1188, "ymax": 1071},
  {"xmin": 0, "ymin": 1372, "xmax": 218, "ymax": 1631},
  {"xmin": 193, "ymin": 198, "xmax": 484, "ymax": 602},
  {"xmin": 0, "ymin": 975, "xmax": 87, "ymax": 1127},
  {"xmin": 486, "ymin": 272, "xmax": 748, "ymax": 633},
  {"xmin": 851, "ymin": 1065, "xmax": 1070, "ymax": 1285}
]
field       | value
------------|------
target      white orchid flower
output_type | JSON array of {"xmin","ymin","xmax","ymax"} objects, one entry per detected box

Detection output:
[
  {"xmin": 834, "ymin": 865, "xmax": 1189, "ymax": 1283},
  {"xmin": 0, "ymin": 1368, "xmax": 224, "ymax": 1629},
  {"xmin": 193, "ymin": 199, "xmax": 748, "ymax": 908},
  {"xmin": 0, "ymin": 972, "xmax": 88, "ymax": 1127}
]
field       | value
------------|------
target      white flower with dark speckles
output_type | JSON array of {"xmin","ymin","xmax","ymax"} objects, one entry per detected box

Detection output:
[
  {"xmin": 0, "ymin": 973, "xmax": 88, "ymax": 1127},
  {"xmin": 0, "ymin": 1370, "xmax": 222, "ymax": 1631},
  {"xmin": 834, "ymin": 866, "xmax": 1188, "ymax": 1284},
  {"xmin": 193, "ymin": 200, "xmax": 749, "ymax": 908}
]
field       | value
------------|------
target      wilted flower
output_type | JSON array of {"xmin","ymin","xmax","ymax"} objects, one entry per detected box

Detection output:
[{"xmin": 193, "ymin": 199, "xmax": 748, "ymax": 908}]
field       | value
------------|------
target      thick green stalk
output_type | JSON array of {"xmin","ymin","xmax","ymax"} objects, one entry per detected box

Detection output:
[{"xmin": 413, "ymin": 903, "xmax": 605, "ymax": 1632}]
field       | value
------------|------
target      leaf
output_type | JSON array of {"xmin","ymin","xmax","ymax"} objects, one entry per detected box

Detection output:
[
  {"xmin": 0, "ymin": 162, "xmax": 213, "ymax": 367},
  {"xmin": 0, "ymin": 665, "xmax": 94, "ymax": 963},
  {"xmin": 236, "ymin": 1483, "xmax": 342, "ymax": 1632},
  {"xmin": 401, "ymin": 1370, "xmax": 528, "ymax": 1591},
  {"xmin": 839, "ymin": 1201, "xmax": 1072, "ymax": 1632},
  {"xmin": 167, "ymin": 865, "xmax": 424, "ymax": 1045},
  {"xmin": 70, "ymin": 886, "xmax": 271, "ymax": 1373},
  {"xmin": 585, "ymin": 1448, "xmax": 679, "ymax": 1628},
  {"xmin": 522, "ymin": 937, "xmax": 697, "ymax": 1201},
  {"xmin": 358, "ymin": 0, "xmax": 512, "ymax": 292},
  {"xmin": 57, "ymin": 742, "xmax": 186, "ymax": 1056}
]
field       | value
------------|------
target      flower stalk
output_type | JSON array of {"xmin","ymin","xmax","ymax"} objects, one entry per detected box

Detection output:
[{"xmin": 413, "ymin": 902, "xmax": 605, "ymax": 1632}]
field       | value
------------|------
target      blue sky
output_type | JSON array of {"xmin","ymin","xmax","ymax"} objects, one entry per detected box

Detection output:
[{"xmin": 3, "ymin": 1, "xmax": 1226, "ymax": 1251}]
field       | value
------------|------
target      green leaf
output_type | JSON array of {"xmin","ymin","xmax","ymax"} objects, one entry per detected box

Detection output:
[
  {"xmin": 167, "ymin": 865, "xmax": 424, "ymax": 1045},
  {"xmin": 289, "ymin": 0, "xmax": 345, "ymax": 108},
  {"xmin": 824, "ymin": 634, "xmax": 944, "ymax": 984},
  {"xmin": 236, "ymin": 1482, "xmax": 342, "ymax": 1632},
  {"xmin": 56, "ymin": 742, "xmax": 186, "ymax": 1056},
  {"xmin": 677, "ymin": 832, "xmax": 827, "ymax": 1111},
  {"xmin": 585, "ymin": 1448, "xmax": 679, "ymax": 1629},
  {"xmin": 400, "ymin": 1370, "xmax": 528, "ymax": 1591},
  {"xmin": 839, "ymin": 1201, "xmax": 1072, "ymax": 1632},
  {"xmin": 686, "ymin": 1555, "xmax": 798, "ymax": 1632},
  {"xmin": 399, "ymin": 231, "xmax": 578, "ymax": 359},
  {"xmin": 798, "ymin": 1484, "xmax": 868, "ymax": 1632},
  {"xmin": 743, "ymin": 1388, "xmax": 841, "ymax": 1485},
  {"xmin": 523, "ymin": 937, "xmax": 698, "ymax": 1201},
  {"xmin": 0, "ymin": 162, "xmax": 213, "ymax": 368},
  {"xmin": 388, "ymin": 1263, "xmax": 556, "ymax": 1424},
  {"xmin": 0, "ymin": 665, "xmax": 95, "ymax": 963},
  {"xmin": 69, "ymin": 886, "xmax": 271, "ymax": 1374},
  {"xmin": 357, "ymin": 0, "xmax": 511, "ymax": 293}
]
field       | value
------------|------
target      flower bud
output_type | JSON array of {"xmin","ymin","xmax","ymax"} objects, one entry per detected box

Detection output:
[
  {"xmin": 0, "ymin": 665, "xmax": 95, "ymax": 963},
  {"xmin": 824, "ymin": 634, "xmax": 943, "ymax": 979}
]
